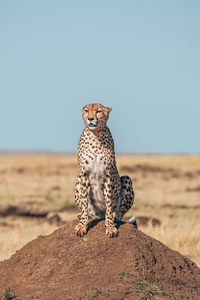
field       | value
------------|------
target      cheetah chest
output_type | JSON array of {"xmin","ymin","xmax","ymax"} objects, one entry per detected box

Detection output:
[{"xmin": 85, "ymin": 154, "xmax": 108, "ymax": 218}]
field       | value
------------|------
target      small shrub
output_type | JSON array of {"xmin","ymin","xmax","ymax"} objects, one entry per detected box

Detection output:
[{"xmin": 0, "ymin": 288, "xmax": 20, "ymax": 300}]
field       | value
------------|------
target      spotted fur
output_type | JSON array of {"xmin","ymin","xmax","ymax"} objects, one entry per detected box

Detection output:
[{"xmin": 74, "ymin": 103, "xmax": 134, "ymax": 237}]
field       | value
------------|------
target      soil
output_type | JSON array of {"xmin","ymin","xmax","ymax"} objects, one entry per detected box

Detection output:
[{"xmin": 0, "ymin": 220, "xmax": 200, "ymax": 300}]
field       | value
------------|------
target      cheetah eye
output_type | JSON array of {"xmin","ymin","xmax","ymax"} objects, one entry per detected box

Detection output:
[
  {"xmin": 96, "ymin": 110, "xmax": 102, "ymax": 113},
  {"xmin": 84, "ymin": 109, "xmax": 88, "ymax": 113}
]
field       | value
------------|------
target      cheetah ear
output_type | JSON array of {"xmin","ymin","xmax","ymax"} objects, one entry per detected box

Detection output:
[
  {"xmin": 104, "ymin": 106, "xmax": 112, "ymax": 119},
  {"xmin": 106, "ymin": 107, "xmax": 112, "ymax": 113}
]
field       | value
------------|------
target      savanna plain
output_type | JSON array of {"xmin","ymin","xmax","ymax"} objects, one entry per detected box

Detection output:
[{"xmin": 0, "ymin": 154, "xmax": 199, "ymax": 268}]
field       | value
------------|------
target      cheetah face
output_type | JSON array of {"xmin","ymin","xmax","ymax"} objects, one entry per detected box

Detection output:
[{"xmin": 82, "ymin": 103, "xmax": 112, "ymax": 132}]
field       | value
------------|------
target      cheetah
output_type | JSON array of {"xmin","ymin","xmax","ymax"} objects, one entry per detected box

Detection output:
[{"xmin": 74, "ymin": 103, "xmax": 134, "ymax": 237}]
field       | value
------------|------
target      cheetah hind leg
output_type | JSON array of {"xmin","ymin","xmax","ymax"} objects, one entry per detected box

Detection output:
[{"xmin": 115, "ymin": 176, "xmax": 134, "ymax": 223}]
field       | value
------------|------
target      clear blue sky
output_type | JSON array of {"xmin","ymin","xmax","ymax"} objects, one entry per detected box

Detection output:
[{"xmin": 0, "ymin": 1, "xmax": 199, "ymax": 153}]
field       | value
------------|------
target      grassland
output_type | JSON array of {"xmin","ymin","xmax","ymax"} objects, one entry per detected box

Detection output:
[{"xmin": 0, "ymin": 154, "xmax": 199, "ymax": 267}]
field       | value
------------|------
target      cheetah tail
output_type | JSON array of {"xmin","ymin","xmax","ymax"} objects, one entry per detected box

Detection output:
[{"xmin": 128, "ymin": 216, "xmax": 137, "ymax": 229}]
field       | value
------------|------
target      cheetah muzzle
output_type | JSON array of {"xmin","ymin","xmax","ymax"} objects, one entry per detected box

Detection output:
[
  {"xmin": 74, "ymin": 103, "xmax": 134, "ymax": 237},
  {"xmin": 88, "ymin": 122, "xmax": 98, "ymax": 129}
]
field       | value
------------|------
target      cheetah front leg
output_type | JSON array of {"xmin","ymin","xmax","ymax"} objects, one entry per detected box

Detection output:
[
  {"xmin": 74, "ymin": 174, "xmax": 89, "ymax": 237},
  {"xmin": 104, "ymin": 174, "xmax": 118, "ymax": 238}
]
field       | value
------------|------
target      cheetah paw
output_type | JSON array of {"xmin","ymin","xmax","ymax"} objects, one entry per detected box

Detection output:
[
  {"xmin": 106, "ymin": 226, "xmax": 118, "ymax": 238},
  {"xmin": 75, "ymin": 224, "xmax": 88, "ymax": 237}
]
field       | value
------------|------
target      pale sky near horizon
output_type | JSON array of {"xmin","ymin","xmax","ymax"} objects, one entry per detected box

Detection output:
[{"xmin": 0, "ymin": 1, "xmax": 200, "ymax": 154}]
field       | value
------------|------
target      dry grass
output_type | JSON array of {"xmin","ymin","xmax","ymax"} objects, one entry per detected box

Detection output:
[{"xmin": 0, "ymin": 154, "xmax": 200, "ymax": 267}]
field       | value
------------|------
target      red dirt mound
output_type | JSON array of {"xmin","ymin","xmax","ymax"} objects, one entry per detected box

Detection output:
[{"xmin": 0, "ymin": 220, "xmax": 200, "ymax": 300}]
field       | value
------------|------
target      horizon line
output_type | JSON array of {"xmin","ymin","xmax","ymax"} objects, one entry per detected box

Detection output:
[{"xmin": 0, "ymin": 150, "xmax": 199, "ymax": 156}]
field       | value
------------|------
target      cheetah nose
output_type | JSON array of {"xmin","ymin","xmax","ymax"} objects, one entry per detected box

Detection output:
[{"xmin": 88, "ymin": 118, "xmax": 94, "ymax": 121}]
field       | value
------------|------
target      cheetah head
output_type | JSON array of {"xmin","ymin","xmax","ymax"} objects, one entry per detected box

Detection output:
[{"xmin": 82, "ymin": 103, "xmax": 112, "ymax": 132}]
